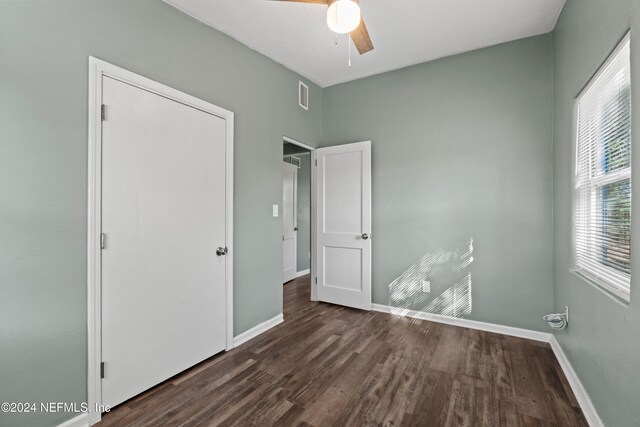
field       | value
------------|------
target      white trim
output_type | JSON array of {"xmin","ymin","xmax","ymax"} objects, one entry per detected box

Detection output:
[
  {"xmin": 283, "ymin": 161, "xmax": 299, "ymax": 284},
  {"xmin": 225, "ymin": 95, "xmax": 235, "ymax": 353},
  {"xmin": 549, "ymin": 337, "xmax": 604, "ymax": 427},
  {"xmin": 87, "ymin": 57, "xmax": 234, "ymax": 425},
  {"xmin": 571, "ymin": 268, "xmax": 631, "ymax": 303},
  {"xmin": 86, "ymin": 56, "xmax": 102, "ymax": 427},
  {"xmin": 295, "ymin": 269, "xmax": 311, "ymax": 278},
  {"xmin": 283, "ymin": 135, "xmax": 315, "ymax": 151},
  {"xmin": 57, "ymin": 413, "xmax": 89, "ymax": 427},
  {"xmin": 310, "ymin": 149, "xmax": 318, "ymax": 301},
  {"xmin": 371, "ymin": 303, "xmax": 603, "ymax": 426},
  {"xmin": 371, "ymin": 304, "xmax": 552, "ymax": 342},
  {"xmin": 298, "ymin": 81, "xmax": 309, "ymax": 110},
  {"xmin": 233, "ymin": 313, "xmax": 284, "ymax": 347}
]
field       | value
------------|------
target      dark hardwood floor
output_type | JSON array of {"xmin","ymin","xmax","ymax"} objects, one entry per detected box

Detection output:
[{"xmin": 98, "ymin": 275, "xmax": 587, "ymax": 426}]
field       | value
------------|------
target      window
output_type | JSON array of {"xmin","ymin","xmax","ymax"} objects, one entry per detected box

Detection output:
[{"xmin": 574, "ymin": 33, "xmax": 632, "ymax": 301}]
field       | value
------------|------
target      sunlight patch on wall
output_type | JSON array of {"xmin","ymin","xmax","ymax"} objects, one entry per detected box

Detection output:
[{"xmin": 387, "ymin": 239, "xmax": 473, "ymax": 319}]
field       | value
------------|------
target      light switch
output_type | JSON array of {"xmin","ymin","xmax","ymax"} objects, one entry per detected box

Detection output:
[{"xmin": 272, "ymin": 204, "xmax": 279, "ymax": 217}]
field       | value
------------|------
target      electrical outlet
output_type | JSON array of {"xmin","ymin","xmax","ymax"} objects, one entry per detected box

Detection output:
[
  {"xmin": 272, "ymin": 205, "xmax": 279, "ymax": 217},
  {"xmin": 422, "ymin": 280, "xmax": 431, "ymax": 293}
]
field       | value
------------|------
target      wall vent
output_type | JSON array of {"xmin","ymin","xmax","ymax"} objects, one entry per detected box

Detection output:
[{"xmin": 298, "ymin": 81, "xmax": 309, "ymax": 111}]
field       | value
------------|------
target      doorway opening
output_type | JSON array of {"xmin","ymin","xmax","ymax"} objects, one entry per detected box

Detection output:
[
  {"xmin": 281, "ymin": 137, "xmax": 372, "ymax": 311},
  {"xmin": 282, "ymin": 137, "xmax": 313, "ymax": 285}
]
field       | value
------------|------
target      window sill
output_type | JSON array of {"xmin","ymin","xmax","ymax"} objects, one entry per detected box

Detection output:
[{"xmin": 570, "ymin": 268, "xmax": 631, "ymax": 305}]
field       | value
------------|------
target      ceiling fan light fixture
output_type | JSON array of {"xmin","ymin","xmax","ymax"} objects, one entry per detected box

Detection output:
[{"xmin": 326, "ymin": 0, "xmax": 361, "ymax": 34}]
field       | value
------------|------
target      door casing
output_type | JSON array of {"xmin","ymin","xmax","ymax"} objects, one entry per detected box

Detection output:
[
  {"xmin": 283, "ymin": 161, "xmax": 298, "ymax": 283},
  {"xmin": 87, "ymin": 57, "xmax": 234, "ymax": 425}
]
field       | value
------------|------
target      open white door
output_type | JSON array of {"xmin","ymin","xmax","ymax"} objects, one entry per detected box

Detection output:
[
  {"xmin": 283, "ymin": 162, "xmax": 298, "ymax": 283},
  {"xmin": 314, "ymin": 141, "xmax": 371, "ymax": 310}
]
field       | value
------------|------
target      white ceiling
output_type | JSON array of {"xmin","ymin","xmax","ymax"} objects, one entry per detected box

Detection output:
[{"xmin": 163, "ymin": 0, "xmax": 565, "ymax": 88}]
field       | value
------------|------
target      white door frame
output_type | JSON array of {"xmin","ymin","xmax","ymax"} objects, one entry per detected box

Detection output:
[
  {"xmin": 87, "ymin": 57, "xmax": 234, "ymax": 425},
  {"xmin": 311, "ymin": 149, "xmax": 318, "ymax": 301},
  {"xmin": 282, "ymin": 161, "xmax": 298, "ymax": 283},
  {"xmin": 311, "ymin": 141, "xmax": 372, "ymax": 303},
  {"xmin": 284, "ymin": 135, "xmax": 315, "ymax": 152}
]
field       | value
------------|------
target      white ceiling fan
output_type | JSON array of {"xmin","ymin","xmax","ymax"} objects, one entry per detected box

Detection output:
[{"xmin": 271, "ymin": 0, "xmax": 374, "ymax": 54}]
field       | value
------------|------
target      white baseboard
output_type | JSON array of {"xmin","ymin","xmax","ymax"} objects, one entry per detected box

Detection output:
[
  {"xmin": 371, "ymin": 303, "xmax": 552, "ymax": 342},
  {"xmin": 57, "ymin": 413, "xmax": 89, "ymax": 427},
  {"xmin": 56, "ymin": 315, "xmax": 284, "ymax": 427},
  {"xmin": 57, "ymin": 315, "xmax": 283, "ymax": 427},
  {"xmin": 371, "ymin": 303, "xmax": 602, "ymax": 427},
  {"xmin": 233, "ymin": 313, "xmax": 284, "ymax": 347},
  {"xmin": 62, "ymin": 307, "xmax": 601, "ymax": 427},
  {"xmin": 549, "ymin": 336, "xmax": 603, "ymax": 427},
  {"xmin": 295, "ymin": 269, "xmax": 310, "ymax": 278}
]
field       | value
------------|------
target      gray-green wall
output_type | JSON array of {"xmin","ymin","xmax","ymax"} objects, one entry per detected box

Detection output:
[
  {"xmin": 322, "ymin": 35, "xmax": 555, "ymax": 331},
  {"xmin": 7, "ymin": 0, "xmax": 639, "ymax": 425},
  {"xmin": 552, "ymin": 0, "xmax": 640, "ymax": 425},
  {"xmin": 0, "ymin": 1, "xmax": 321, "ymax": 426}
]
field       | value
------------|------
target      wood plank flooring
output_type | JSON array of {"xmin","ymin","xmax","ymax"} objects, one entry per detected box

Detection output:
[{"xmin": 98, "ymin": 275, "xmax": 587, "ymax": 426}]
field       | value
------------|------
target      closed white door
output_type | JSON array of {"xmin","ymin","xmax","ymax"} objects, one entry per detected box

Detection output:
[
  {"xmin": 314, "ymin": 141, "xmax": 371, "ymax": 310},
  {"xmin": 283, "ymin": 162, "xmax": 298, "ymax": 283},
  {"xmin": 101, "ymin": 76, "xmax": 228, "ymax": 408}
]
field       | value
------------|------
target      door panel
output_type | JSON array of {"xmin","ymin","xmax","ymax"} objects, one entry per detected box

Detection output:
[
  {"xmin": 324, "ymin": 246, "xmax": 363, "ymax": 291},
  {"xmin": 323, "ymin": 151, "xmax": 363, "ymax": 234},
  {"xmin": 283, "ymin": 238, "xmax": 296, "ymax": 274},
  {"xmin": 315, "ymin": 141, "xmax": 371, "ymax": 310},
  {"xmin": 283, "ymin": 162, "xmax": 298, "ymax": 283},
  {"xmin": 101, "ymin": 76, "xmax": 227, "ymax": 408}
]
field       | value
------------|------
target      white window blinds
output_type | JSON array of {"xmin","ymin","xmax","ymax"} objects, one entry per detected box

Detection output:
[{"xmin": 574, "ymin": 33, "xmax": 632, "ymax": 301}]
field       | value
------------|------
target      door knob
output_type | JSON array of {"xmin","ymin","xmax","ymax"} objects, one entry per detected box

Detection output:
[
  {"xmin": 216, "ymin": 247, "xmax": 228, "ymax": 256},
  {"xmin": 294, "ymin": 227, "xmax": 299, "ymax": 231},
  {"xmin": 361, "ymin": 233, "xmax": 370, "ymax": 240}
]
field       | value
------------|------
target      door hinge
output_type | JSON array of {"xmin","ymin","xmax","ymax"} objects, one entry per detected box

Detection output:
[
  {"xmin": 101, "ymin": 104, "xmax": 106, "ymax": 121},
  {"xmin": 100, "ymin": 233, "xmax": 106, "ymax": 250},
  {"xmin": 100, "ymin": 362, "xmax": 105, "ymax": 379},
  {"xmin": 315, "ymin": 159, "xmax": 317, "ymax": 166},
  {"xmin": 315, "ymin": 277, "xmax": 317, "ymax": 284}
]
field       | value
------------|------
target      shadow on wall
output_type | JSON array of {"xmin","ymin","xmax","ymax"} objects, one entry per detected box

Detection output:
[{"xmin": 387, "ymin": 239, "xmax": 473, "ymax": 319}]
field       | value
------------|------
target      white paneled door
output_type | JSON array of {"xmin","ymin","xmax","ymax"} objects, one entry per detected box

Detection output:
[
  {"xmin": 314, "ymin": 141, "xmax": 371, "ymax": 310},
  {"xmin": 101, "ymin": 76, "xmax": 228, "ymax": 408},
  {"xmin": 283, "ymin": 162, "xmax": 298, "ymax": 283}
]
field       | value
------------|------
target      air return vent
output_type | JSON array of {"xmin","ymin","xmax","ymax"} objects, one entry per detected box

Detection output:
[{"xmin": 298, "ymin": 81, "xmax": 309, "ymax": 111}]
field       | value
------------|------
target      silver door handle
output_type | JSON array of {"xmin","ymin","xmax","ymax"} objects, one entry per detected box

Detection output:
[
  {"xmin": 361, "ymin": 233, "xmax": 370, "ymax": 240},
  {"xmin": 216, "ymin": 247, "xmax": 228, "ymax": 256}
]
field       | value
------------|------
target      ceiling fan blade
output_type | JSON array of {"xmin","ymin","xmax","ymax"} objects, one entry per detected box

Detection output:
[
  {"xmin": 350, "ymin": 18, "xmax": 374, "ymax": 54},
  {"xmin": 269, "ymin": 0, "xmax": 329, "ymax": 3}
]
